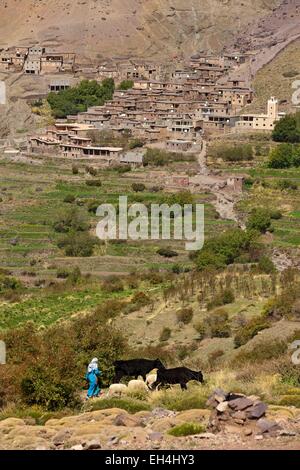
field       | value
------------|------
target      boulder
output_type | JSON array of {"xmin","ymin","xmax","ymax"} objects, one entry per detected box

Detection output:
[
  {"xmin": 52, "ymin": 429, "xmax": 72, "ymax": 446},
  {"xmin": 85, "ymin": 439, "xmax": 101, "ymax": 450},
  {"xmin": 228, "ymin": 397, "xmax": 253, "ymax": 411},
  {"xmin": 231, "ymin": 411, "xmax": 246, "ymax": 421},
  {"xmin": 256, "ymin": 418, "xmax": 281, "ymax": 434},
  {"xmin": 70, "ymin": 444, "xmax": 84, "ymax": 451},
  {"xmin": 148, "ymin": 432, "xmax": 163, "ymax": 442},
  {"xmin": 217, "ymin": 402, "xmax": 229, "ymax": 413},
  {"xmin": 247, "ymin": 402, "xmax": 267, "ymax": 419}
]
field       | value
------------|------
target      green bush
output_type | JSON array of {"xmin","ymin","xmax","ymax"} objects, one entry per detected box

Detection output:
[
  {"xmin": 143, "ymin": 148, "xmax": 195, "ymax": 166},
  {"xmin": 132, "ymin": 182, "xmax": 146, "ymax": 192},
  {"xmin": 194, "ymin": 321, "xmax": 206, "ymax": 340},
  {"xmin": 234, "ymin": 316, "xmax": 270, "ymax": 348},
  {"xmin": 195, "ymin": 229, "xmax": 256, "ymax": 271},
  {"xmin": 246, "ymin": 208, "xmax": 272, "ymax": 233},
  {"xmin": 128, "ymin": 139, "xmax": 144, "ymax": 149},
  {"xmin": 86, "ymin": 179, "xmax": 102, "ymax": 187},
  {"xmin": 276, "ymin": 179, "xmax": 298, "ymax": 190},
  {"xmin": 56, "ymin": 268, "xmax": 70, "ymax": 279},
  {"xmin": 234, "ymin": 339, "xmax": 287, "ymax": 365},
  {"xmin": 85, "ymin": 166, "xmax": 98, "ymax": 176},
  {"xmin": 64, "ymin": 194, "xmax": 76, "ymax": 204},
  {"xmin": 168, "ymin": 422, "xmax": 206, "ymax": 437},
  {"xmin": 207, "ymin": 288, "xmax": 235, "ymax": 310},
  {"xmin": 72, "ymin": 165, "xmax": 79, "ymax": 175},
  {"xmin": 53, "ymin": 208, "xmax": 90, "ymax": 233},
  {"xmin": 257, "ymin": 256, "xmax": 276, "ymax": 274},
  {"xmin": 278, "ymin": 395, "xmax": 300, "ymax": 407},
  {"xmin": 118, "ymin": 80, "xmax": 134, "ymax": 91},
  {"xmin": 157, "ymin": 248, "xmax": 178, "ymax": 258},
  {"xmin": 272, "ymin": 112, "xmax": 300, "ymax": 143},
  {"xmin": 268, "ymin": 143, "xmax": 300, "ymax": 169},
  {"xmin": 176, "ymin": 308, "xmax": 193, "ymax": 325},
  {"xmin": 47, "ymin": 79, "xmax": 115, "ymax": 118},
  {"xmin": 206, "ymin": 308, "xmax": 231, "ymax": 338},
  {"xmin": 58, "ymin": 232, "xmax": 99, "ymax": 257},
  {"xmin": 210, "ymin": 144, "xmax": 253, "ymax": 162}
]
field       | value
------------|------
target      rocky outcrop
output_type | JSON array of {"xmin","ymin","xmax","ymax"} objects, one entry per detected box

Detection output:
[{"xmin": 207, "ymin": 389, "xmax": 285, "ymax": 438}]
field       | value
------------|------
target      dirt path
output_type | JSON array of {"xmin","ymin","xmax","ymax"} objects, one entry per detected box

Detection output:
[{"xmin": 193, "ymin": 139, "xmax": 243, "ymax": 226}]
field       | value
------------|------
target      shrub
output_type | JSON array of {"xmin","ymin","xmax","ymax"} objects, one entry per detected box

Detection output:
[
  {"xmin": 159, "ymin": 327, "xmax": 172, "ymax": 342},
  {"xmin": 272, "ymin": 112, "xmax": 300, "ymax": 143},
  {"xmin": 132, "ymin": 182, "xmax": 146, "ymax": 192},
  {"xmin": 115, "ymin": 164, "xmax": 131, "ymax": 173},
  {"xmin": 206, "ymin": 308, "xmax": 231, "ymax": 338},
  {"xmin": 276, "ymin": 179, "xmax": 298, "ymax": 190},
  {"xmin": 94, "ymin": 299, "xmax": 125, "ymax": 322},
  {"xmin": 128, "ymin": 139, "xmax": 144, "ymax": 149},
  {"xmin": 210, "ymin": 144, "xmax": 253, "ymax": 162},
  {"xmin": 258, "ymin": 256, "xmax": 276, "ymax": 274},
  {"xmin": 168, "ymin": 422, "xmax": 206, "ymax": 437},
  {"xmin": 195, "ymin": 229, "xmax": 256, "ymax": 271},
  {"xmin": 278, "ymin": 395, "xmax": 300, "ymax": 407},
  {"xmin": 270, "ymin": 209, "xmax": 282, "ymax": 220},
  {"xmin": 143, "ymin": 148, "xmax": 195, "ymax": 166},
  {"xmin": 157, "ymin": 248, "xmax": 178, "ymax": 258},
  {"xmin": 101, "ymin": 277, "xmax": 124, "ymax": 293},
  {"xmin": 234, "ymin": 339, "xmax": 287, "ymax": 365},
  {"xmin": 58, "ymin": 232, "xmax": 99, "ymax": 257},
  {"xmin": 194, "ymin": 321, "xmax": 206, "ymax": 340},
  {"xmin": 176, "ymin": 308, "xmax": 193, "ymax": 325},
  {"xmin": 72, "ymin": 165, "xmax": 79, "ymax": 175},
  {"xmin": 85, "ymin": 166, "xmax": 98, "ymax": 176},
  {"xmin": 246, "ymin": 208, "xmax": 272, "ymax": 233},
  {"xmin": 53, "ymin": 208, "xmax": 90, "ymax": 233},
  {"xmin": 56, "ymin": 268, "xmax": 70, "ymax": 279},
  {"xmin": 234, "ymin": 316, "xmax": 270, "ymax": 348},
  {"xmin": 86, "ymin": 179, "xmax": 102, "ymax": 187},
  {"xmin": 87, "ymin": 200, "xmax": 100, "ymax": 214},
  {"xmin": 207, "ymin": 288, "xmax": 235, "ymax": 310},
  {"xmin": 64, "ymin": 194, "xmax": 76, "ymax": 204},
  {"xmin": 268, "ymin": 143, "xmax": 300, "ymax": 168},
  {"xmin": 118, "ymin": 80, "xmax": 134, "ymax": 91}
]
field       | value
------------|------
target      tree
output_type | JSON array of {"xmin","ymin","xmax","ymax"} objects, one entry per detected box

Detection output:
[
  {"xmin": 268, "ymin": 143, "xmax": 295, "ymax": 168},
  {"xmin": 58, "ymin": 232, "xmax": 99, "ymax": 257},
  {"xmin": 47, "ymin": 79, "xmax": 115, "ymax": 118},
  {"xmin": 272, "ymin": 112, "xmax": 300, "ymax": 143},
  {"xmin": 118, "ymin": 80, "xmax": 134, "ymax": 90},
  {"xmin": 246, "ymin": 208, "xmax": 272, "ymax": 233}
]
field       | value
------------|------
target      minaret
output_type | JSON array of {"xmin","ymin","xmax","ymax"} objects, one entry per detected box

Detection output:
[{"xmin": 267, "ymin": 97, "xmax": 278, "ymax": 119}]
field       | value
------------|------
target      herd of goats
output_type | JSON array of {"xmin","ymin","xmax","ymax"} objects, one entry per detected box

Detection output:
[{"xmin": 107, "ymin": 359, "xmax": 204, "ymax": 396}]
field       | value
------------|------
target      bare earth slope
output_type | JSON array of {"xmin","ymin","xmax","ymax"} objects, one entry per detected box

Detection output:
[{"xmin": 0, "ymin": 0, "xmax": 280, "ymax": 60}]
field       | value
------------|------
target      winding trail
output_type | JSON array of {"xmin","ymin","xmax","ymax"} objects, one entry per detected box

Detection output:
[{"xmin": 193, "ymin": 139, "xmax": 244, "ymax": 226}]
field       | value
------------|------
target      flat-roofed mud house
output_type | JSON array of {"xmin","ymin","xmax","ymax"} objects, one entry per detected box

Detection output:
[
  {"xmin": 236, "ymin": 97, "xmax": 284, "ymax": 131},
  {"xmin": 29, "ymin": 122, "xmax": 124, "ymax": 164}
]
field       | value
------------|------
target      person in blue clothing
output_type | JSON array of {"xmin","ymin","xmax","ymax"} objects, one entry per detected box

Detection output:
[{"xmin": 85, "ymin": 357, "xmax": 101, "ymax": 399}]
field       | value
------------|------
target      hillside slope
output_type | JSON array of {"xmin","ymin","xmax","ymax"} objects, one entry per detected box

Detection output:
[{"xmin": 0, "ymin": 0, "xmax": 280, "ymax": 60}]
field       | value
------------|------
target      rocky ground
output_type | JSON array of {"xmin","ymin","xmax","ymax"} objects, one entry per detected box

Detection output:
[{"xmin": 1, "ymin": 391, "xmax": 300, "ymax": 450}]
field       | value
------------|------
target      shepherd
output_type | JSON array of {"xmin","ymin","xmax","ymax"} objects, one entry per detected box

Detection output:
[{"xmin": 85, "ymin": 357, "xmax": 101, "ymax": 400}]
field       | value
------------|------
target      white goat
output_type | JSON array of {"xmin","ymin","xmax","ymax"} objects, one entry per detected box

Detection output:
[
  {"xmin": 108, "ymin": 383, "xmax": 128, "ymax": 397},
  {"xmin": 145, "ymin": 368, "xmax": 158, "ymax": 390}
]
